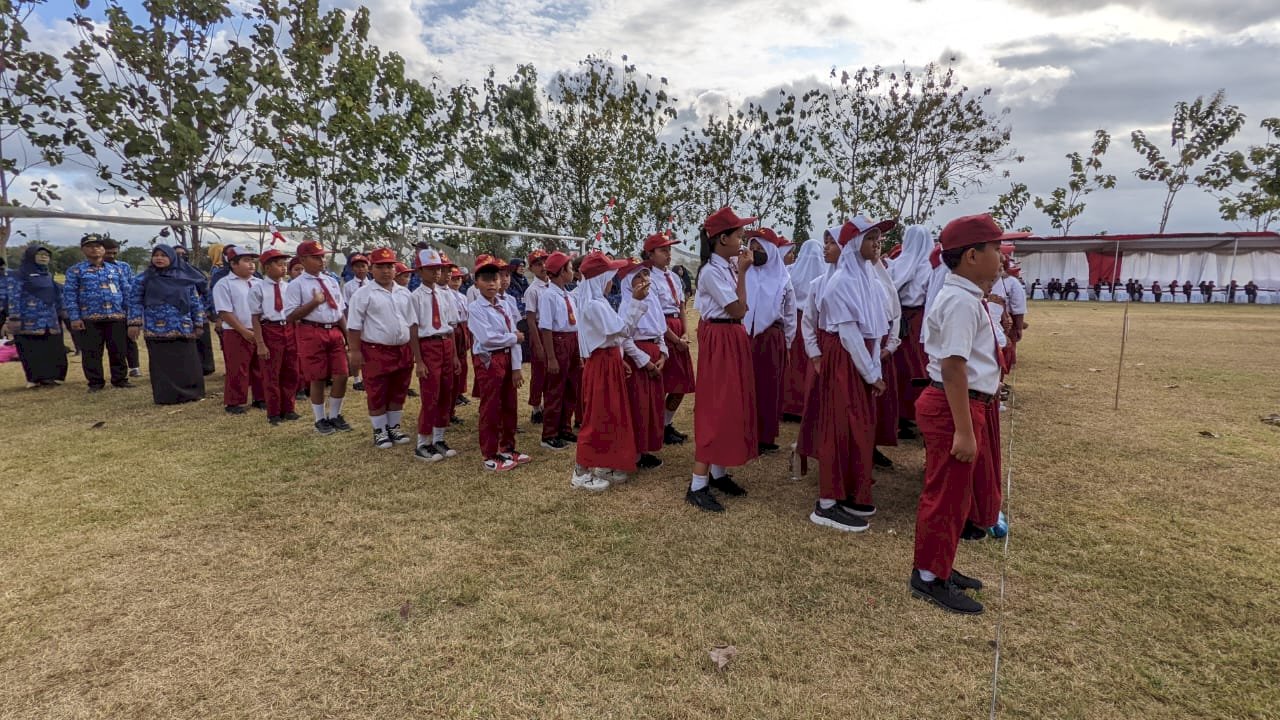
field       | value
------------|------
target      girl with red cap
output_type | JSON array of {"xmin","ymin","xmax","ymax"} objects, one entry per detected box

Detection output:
[
  {"xmin": 642, "ymin": 233, "xmax": 694, "ymax": 445},
  {"xmin": 743, "ymin": 228, "xmax": 796, "ymax": 455},
  {"xmin": 686, "ymin": 207, "xmax": 759, "ymax": 513},
  {"xmin": 617, "ymin": 257, "xmax": 668, "ymax": 471}
]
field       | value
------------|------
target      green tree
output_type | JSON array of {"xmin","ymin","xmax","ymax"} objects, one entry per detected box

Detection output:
[
  {"xmin": 802, "ymin": 67, "xmax": 884, "ymax": 222},
  {"xmin": 64, "ymin": 0, "xmax": 276, "ymax": 257},
  {"xmin": 1196, "ymin": 117, "xmax": 1280, "ymax": 231},
  {"xmin": 1034, "ymin": 130, "xmax": 1117, "ymax": 235},
  {"xmin": 989, "ymin": 182, "xmax": 1032, "ymax": 233},
  {"xmin": 791, "ymin": 182, "xmax": 812, "ymax": 242},
  {"xmin": 1130, "ymin": 90, "xmax": 1247, "ymax": 233},
  {"xmin": 0, "ymin": 0, "xmax": 92, "ymax": 252}
]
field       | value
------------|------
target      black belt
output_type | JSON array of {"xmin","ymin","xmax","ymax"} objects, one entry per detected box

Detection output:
[
  {"xmin": 665, "ymin": 313, "xmax": 680, "ymax": 318},
  {"xmin": 489, "ymin": 348, "xmax": 511, "ymax": 355},
  {"xmin": 261, "ymin": 319, "xmax": 288, "ymax": 326},
  {"xmin": 419, "ymin": 334, "xmax": 453, "ymax": 341},
  {"xmin": 929, "ymin": 381, "xmax": 995, "ymax": 404},
  {"xmin": 636, "ymin": 337, "xmax": 661, "ymax": 344},
  {"xmin": 707, "ymin": 318, "xmax": 741, "ymax": 324},
  {"xmin": 299, "ymin": 320, "xmax": 340, "ymax": 329}
]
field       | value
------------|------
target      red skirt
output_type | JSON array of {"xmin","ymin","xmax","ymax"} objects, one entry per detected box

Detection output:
[
  {"xmin": 661, "ymin": 315, "xmax": 695, "ymax": 395},
  {"xmin": 875, "ymin": 339, "xmax": 899, "ymax": 447},
  {"xmin": 625, "ymin": 339, "xmax": 665, "ymax": 454},
  {"xmin": 578, "ymin": 348, "xmax": 637, "ymax": 471},
  {"xmin": 694, "ymin": 321, "xmax": 758, "ymax": 466},
  {"xmin": 781, "ymin": 310, "xmax": 810, "ymax": 416},
  {"xmin": 895, "ymin": 306, "xmax": 927, "ymax": 421},
  {"xmin": 815, "ymin": 330, "xmax": 875, "ymax": 504},
  {"xmin": 750, "ymin": 324, "xmax": 786, "ymax": 445}
]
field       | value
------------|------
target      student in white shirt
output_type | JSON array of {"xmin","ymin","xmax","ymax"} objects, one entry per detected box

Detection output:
[
  {"xmin": 467, "ymin": 255, "xmax": 530, "ymax": 472},
  {"xmin": 342, "ymin": 254, "xmax": 370, "ymax": 302},
  {"xmin": 523, "ymin": 250, "xmax": 551, "ymax": 424},
  {"xmin": 536, "ymin": 251, "xmax": 582, "ymax": 451},
  {"xmin": 448, "ymin": 266, "xmax": 472, "ymax": 408},
  {"xmin": 743, "ymin": 227, "xmax": 797, "ymax": 455},
  {"xmin": 888, "ymin": 224, "xmax": 936, "ymax": 438},
  {"xmin": 795, "ymin": 227, "xmax": 841, "ymax": 466},
  {"xmin": 346, "ymin": 248, "xmax": 414, "ymax": 449},
  {"xmin": 871, "ymin": 252, "xmax": 904, "ymax": 469},
  {"xmin": 616, "ymin": 259, "xmax": 669, "ymax": 472},
  {"xmin": 284, "ymin": 240, "xmax": 351, "ymax": 435},
  {"xmin": 783, "ymin": 239, "xmax": 825, "ymax": 422},
  {"xmin": 641, "ymin": 233, "xmax": 695, "ymax": 446},
  {"xmin": 213, "ymin": 246, "xmax": 264, "ymax": 415},
  {"xmin": 407, "ymin": 248, "xmax": 460, "ymax": 462},
  {"xmin": 250, "ymin": 248, "xmax": 301, "ymax": 425}
]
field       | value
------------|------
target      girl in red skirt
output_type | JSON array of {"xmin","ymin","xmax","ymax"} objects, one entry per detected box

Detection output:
[
  {"xmin": 618, "ymin": 254, "xmax": 669, "ymax": 472},
  {"xmin": 687, "ymin": 207, "xmax": 759, "ymax": 513},
  {"xmin": 643, "ymin": 234, "xmax": 695, "ymax": 445},
  {"xmin": 871, "ymin": 254, "xmax": 903, "ymax": 468},
  {"xmin": 809, "ymin": 216, "xmax": 893, "ymax": 531},
  {"xmin": 795, "ymin": 227, "xmax": 841, "ymax": 463},
  {"xmin": 888, "ymin": 225, "xmax": 934, "ymax": 438},
  {"xmin": 743, "ymin": 228, "xmax": 796, "ymax": 455},
  {"xmin": 570, "ymin": 252, "xmax": 650, "ymax": 492},
  {"xmin": 783, "ymin": 240, "xmax": 825, "ymax": 422}
]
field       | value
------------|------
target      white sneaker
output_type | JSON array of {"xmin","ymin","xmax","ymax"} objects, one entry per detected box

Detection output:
[
  {"xmin": 570, "ymin": 468, "xmax": 610, "ymax": 492},
  {"xmin": 606, "ymin": 469, "xmax": 629, "ymax": 484}
]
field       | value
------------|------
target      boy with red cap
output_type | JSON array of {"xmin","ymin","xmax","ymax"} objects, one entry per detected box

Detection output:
[
  {"xmin": 523, "ymin": 249, "xmax": 551, "ymax": 425},
  {"xmin": 347, "ymin": 248, "xmax": 414, "ymax": 449},
  {"xmin": 214, "ymin": 246, "xmax": 266, "ymax": 415},
  {"xmin": 569, "ymin": 251, "xmax": 651, "ymax": 491},
  {"xmin": 910, "ymin": 213, "xmax": 1018, "ymax": 615},
  {"xmin": 617, "ymin": 258, "xmax": 668, "ymax": 471},
  {"xmin": 686, "ymin": 207, "xmax": 759, "ymax": 513},
  {"xmin": 342, "ymin": 254, "xmax": 371, "ymax": 302},
  {"xmin": 642, "ymin": 232, "xmax": 695, "ymax": 445},
  {"xmin": 536, "ymin": 251, "xmax": 581, "ymax": 451},
  {"xmin": 408, "ymin": 247, "xmax": 460, "ymax": 461},
  {"xmin": 394, "ymin": 263, "xmax": 412, "ymax": 288},
  {"xmin": 284, "ymin": 240, "xmax": 352, "ymax": 435},
  {"xmin": 250, "ymin": 248, "xmax": 301, "ymax": 425},
  {"xmin": 743, "ymin": 228, "xmax": 796, "ymax": 454},
  {"xmin": 468, "ymin": 255, "xmax": 530, "ymax": 471}
]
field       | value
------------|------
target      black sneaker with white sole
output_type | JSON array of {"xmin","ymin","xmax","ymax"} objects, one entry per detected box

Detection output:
[
  {"xmin": 559, "ymin": 430, "xmax": 578, "ymax": 443},
  {"xmin": 840, "ymin": 501, "xmax": 876, "ymax": 517},
  {"xmin": 636, "ymin": 453, "xmax": 663, "ymax": 470},
  {"xmin": 663, "ymin": 425, "xmax": 686, "ymax": 445},
  {"xmin": 809, "ymin": 502, "xmax": 869, "ymax": 532},
  {"xmin": 386, "ymin": 424, "xmax": 411, "ymax": 445},
  {"xmin": 685, "ymin": 487, "xmax": 724, "ymax": 512},
  {"xmin": 541, "ymin": 437, "xmax": 568, "ymax": 451},
  {"xmin": 330, "ymin": 415, "xmax": 353, "ymax": 432},
  {"xmin": 961, "ymin": 521, "xmax": 988, "ymax": 541},
  {"xmin": 709, "ymin": 474, "xmax": 747, "ymax": 497},
  {"xmin": 415, "ymin": 443, "xmax": 443, "ymax": 462},
  {"xmin": 373, "ymin": 428, "xmax": 393, "ymax": 449},
  {"xmin": 910, "ymin": 570, "xmax": 984, "ymax": 615},
  {"xmin": 314, "ymin": 418, "xmax": 336, "ymax": 435},
  {"xmin": 531, "ymin": 409, "xmax": 543, "ymax": 424},
  {"xmin": 434, "ymin": 440, "xmax": 457, "ymax": 458}
]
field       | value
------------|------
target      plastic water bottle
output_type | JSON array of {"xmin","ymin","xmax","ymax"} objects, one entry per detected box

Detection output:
[{"xmin": 987, "ymin": 511, "xmax": 1009, "ymax": 539}]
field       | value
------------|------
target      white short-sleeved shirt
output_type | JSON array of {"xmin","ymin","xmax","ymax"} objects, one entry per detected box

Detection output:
[
  {"xmin": 343, "ymin": 276, "xmax": 370, "ymax": 302},
  {"xmin": 347, "ymin": 282, "xmax": 411, "ymax": 346},
  {"xmin": 538, "ymin": 284, "xmax": 578, "ymax": 332},
  {"xmin": 250, "ymin": 278, "xmax": 290, "ymax": 323},
  {"xmin": 922, "ymin": 273, "xmax": 1001, "ymax": 396},
  {"xmin": 283, "ymin": 272, "xmax": 346, "ymax": 325},
  {"xmin": 651, "ymin": 266, "xmax": 685, "ymax": 315},
  {"xmin": 523, "ymin": 279, "xmax": 548, "ymax": 319},
  {"xmin": 213, "ymin": 275, "xmax": 258, "ymax": 331},
  {"xmin": 467, "ymin": 285, "xmax": 482, "ymax": 303},
  {"xmin": 694, "ymin": 254, "xmax": 739, "ymax": 320},
  {"xmin": 1001, "ymin": 276, "xmax": 1027, "ymax": 315},
  {"xmin": 409, "ymin": 285, "xmax": 457, "ymax": 338}
]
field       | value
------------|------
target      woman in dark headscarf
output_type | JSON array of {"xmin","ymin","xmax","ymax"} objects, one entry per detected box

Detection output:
[
  {"xmin": 174, "ymin": 244, "xmax": 216, "ymax": 375},
  {"xmin": 127, "ymin": 244, "xmax": 208, "ymax": 404},
  {"xmin": 4, "ymin": 245, "xmax": 68, "ymax": 386}
]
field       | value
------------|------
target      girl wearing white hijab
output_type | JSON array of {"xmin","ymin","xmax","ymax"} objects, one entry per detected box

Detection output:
[
  {"xmin": 871, "ymin": 252, "xmax": 903, "ymax": 468},
  {"xmin": 889, "ymin": 225, "xmax": 935, "ymax": 436},
  {"xmin": 809, "ymin": 215, "xmax": 895, "ymax": 532},
  {"xmin": 796, "ymin": 225, "xmax": 842, "ymax": 464},
  {"xmin": 743, "ymin": 228, "xmax": 797, "ymax": 454},
  {"xmin": 570, "ymin": 251, "xmax": 650, "ymax": 492},
  {"xmin": 782, "ymin": 238, "xmax": 825, "ymax": 421},
  {"xmin": 617, "ymin": 256, "xmax": 670, "ymax": 471}
]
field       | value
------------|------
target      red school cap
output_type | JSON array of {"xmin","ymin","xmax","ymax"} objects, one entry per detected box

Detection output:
[
  {"xmin": 544, "ymin": 251, "xmax": 572, "ymax": 276},
  {"xmin": 642, "ymin": 232, "xmax": 679, "ymax": 253},
  {"xmin": 579, "ymin": 251, "xmax": 629, "ymax": 280},
  {"xmin": 367, "ymin": 247, "xmax": 397, "ymax": 265},
  {"xmin": 258, "ymin": 248, "xmax": 291, "ymax": 265},
  {"xmin": 703, "ymin": 207, "xmax": 757, "ymax": 238},
  {"xmin": 939, "ymin": 214, "xmax": 1030, "ymax": 251}
]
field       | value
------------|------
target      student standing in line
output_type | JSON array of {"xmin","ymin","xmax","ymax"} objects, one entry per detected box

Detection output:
[
  {"xmin": 888, "ymin": 225, "xmax": 934, "ymax": 438},
  {"xmin": 284, "ymin": 240, "xmax": 352, "ymax": 435},
  {"xmin": 394, "ymin": 263, "xmax": 412, "ymax": 288},
  {"xmin": 4, "ymin": 245, "xmax": 69, "ymax": 387},
  {"xmin": 128, "ymin": 244, "xmax": 206, "ymax": 405},
  {"xmin": 214, "ymin": 247, "xmax": 265, "ymax": 415},
  {"xmin": 871, "ymin": 246, "xmax": 903, "ymax": 469},
  {"xmin": 342, "ymin": 254, "xmax": 371, "ymax": 302},
  {"xmin": 448, "ymin": 264, "xmax": 472, "ymax": 409},
  {"xmin": 468, "ymin": 255, "xmax": 531, "ymax": 472},
  {"xmin": 743, "ymin": 227, "xmax": 796, "ymax": 455},
  {"xmin": 408, "ymin": 248, "xmax": 460, "ymax": 462},
  {"xmin": 643, "ymin": 234, "xmax": 695, "ymax": 445},
  {"xmin": 782, "ymin": 240, "xmax": 825, "ymax": 423},
  {"xmin": 796, "ymin": 226, "xmax": 842, "ymax": 474},
  {"xmin": 250, "ymin": 248, "xmax": 301, "ymax": 425},
  {"xmin": 616, "ymin": 257, "xmax": 669, "ymax": 472},
  {"xmin": 63, "ymin": 233, "xmax": 134, "ymax": 392},
  {"xmin": 537, "ymin": 251, "xmax": 582, "ymax": 451},
  {"xmin": 523, "ymin": 250, "xmax": 551, "ymax": 425},
  {"xmin": 686, "ymin": 207, "xmax": 759, "ymax": 513},
  {"xmin": 347, "ymin": 248, "xmax": 414, "ymax": 449}
]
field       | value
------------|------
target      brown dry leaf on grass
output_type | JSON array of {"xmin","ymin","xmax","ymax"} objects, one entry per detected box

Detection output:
[
  {"xmin": 1164, "ymin": 384, "xmax": 1179, "ymax": 389},
  {"xmin": 1261, "ymin": 414, "xmax": 1280, "ymax": 426},
  {"xmin": 709, "ymin": 645, "xmax": 738, "ymax": 672},
  {"xmin": 1088, "ymin": 368, "xmax": 1101, "ymax": 373}
]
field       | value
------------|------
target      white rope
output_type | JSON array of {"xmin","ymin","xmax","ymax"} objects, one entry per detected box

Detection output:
[{"xmin": 989, "ymin": 387, "xmax": 1016, "ymax": 720}]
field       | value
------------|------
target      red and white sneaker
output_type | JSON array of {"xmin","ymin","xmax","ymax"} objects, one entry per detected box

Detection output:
[
  {"xmin": 503, "ymin": 451, "xmax": 532, "ymax": 465},
  {"xmin": 484, "ymin": 456, "xmax": 518, "ymax": 472}
]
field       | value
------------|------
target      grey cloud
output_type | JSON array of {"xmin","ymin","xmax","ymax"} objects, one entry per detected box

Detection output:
[{"xmin": 1003, "ymin": 0, "xmax": 1280, "ymax": 31}]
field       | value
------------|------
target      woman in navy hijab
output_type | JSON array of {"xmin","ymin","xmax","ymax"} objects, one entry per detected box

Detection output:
[
  {"xmin": 127, "ymin": 244, "xmax": 208, "ymax": 404},
  {"xmin": 4, "ymin": 245, "xmax": 68, "ymax": 386}
]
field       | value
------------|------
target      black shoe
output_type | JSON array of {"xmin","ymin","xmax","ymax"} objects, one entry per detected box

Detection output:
[
  {"xmin": 897, "ymin": 419, "xmax": 919, "ymax": 440},
  {"xmin": 406, "ymin": 388, "xmax": 418, "ymax": 398},
  {"xmin": 910, "ymin": 570, "xmax": 984, "ymax": 615},
  {"xmin": 295, "ymin": 390, "xmax": 309, "ymax": 400},
  {"xmin": 961, "ymin": 522, "xmax": 987, "ymax": 541},
  {"xmin": 637, "ymin": 453, "xmax": 663, "ymax": 470},
  {"xmin": 268, "ymin": 415, "xmax": 282, "ymax": 426},
  {"xmin": 541, "ymin": 436, "xmax": 568, "ymax": 451},
  {"xmin": 809, "ymin": 502, "xmax": 869, "ymax": 532},
  {"xmin": 839, "ymin": 501, "xmax": 876, "ymax": 517},
  {"xmin": 663, "ymin": 425, "xmax": 686, "ymax": 445},
  {"xmin": 709, "ymin": 474, "xmax": 746, "ymax": 497},
  {"xmin": 531, "ymin": 409, "xmax": 543, "ymax": 424},
  {"xmin": 351, "ymin": 380, "xmax": 364, "ymax": 391},
  {"xmin": 758, "ymin": 442, "xmax": 779, "ymax": 455},
  {"xmin": 251, "ymin": 400, "xmax": 267, "ymax": 410},
  {"xmin": 282, "ymin": 412, "xmax": 301, "ymax": 421},
  {"xmin": 685, "ymin": 487, "xmax": 725, "ymax": 513},
  {"xmin": 873, "ymin": 449, "xmax": 894, "ymax": 468},
  {"xmin": 781, "ymin": 413, "xmax": 803, "ymax": 423},
  {"xmin": 314, "ymin": 418, "xmax": 336, "ymax": 435},
  {"xmin": 88, "ymin": 385, "xmax": 105, "ymax": 394},
  {"xmin": 112, "ymin": 380, "xmax": 135, "ymax": 389},
  {"xmin": 559, "ymin": 430, "xmax": 578, "ymax": 443},
  {"xmin": 450, "ymin": 415, "xmax": 463, "ymax": 426},
  {"xmin": 414, "ymin": 443, "xmax": 443, "ymax": 462},
  {"xmin": 330, "ymin": 415, "xmax": 353, "ymax": 432},
  {"xmin": 950, "ymin": 569, "xmax": 984, "ymax": 591},
  {"xmin": 434, "ymin": 440, "xmax": 457, "ymax": 458},
  {"xmin": 386, "ymin": 424, "xmax": 412, "ymax": 445},
  {"xmin": 373, "ymin": 428, "xmax": 393, "ymax": 449},
  {"xmin": 455, "ymin": 394, "xmax": 470, "ymax": 406},
  {"xmin": 225, "ymin": 405, "xmax": 247, "ymax": 415}
]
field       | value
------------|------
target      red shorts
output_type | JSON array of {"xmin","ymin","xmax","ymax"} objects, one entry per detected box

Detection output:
[
  {"xmin": 361, "ymin": 340, "xmax": 412, "ymax": 411},
  {"xmin": 296, "ymin": 323, "xmax": 348, "ymax": 383}
]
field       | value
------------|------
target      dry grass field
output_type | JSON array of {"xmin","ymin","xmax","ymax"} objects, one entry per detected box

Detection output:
[{"xmin": 1, "ymin": 302, "xmax": 1277, "ymax": 719}]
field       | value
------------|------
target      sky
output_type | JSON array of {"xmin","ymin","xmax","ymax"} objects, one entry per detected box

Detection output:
[{"xmin": 16, "ymin": 0, "xmax": 1280, "ymax": 249}]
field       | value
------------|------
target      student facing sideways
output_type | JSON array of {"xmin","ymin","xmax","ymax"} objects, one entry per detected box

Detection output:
[
  {"xmin": 642, "ymin": 232, "xmax": 695, "ymax": 446},
  {"xmin": 468, "ymin": 255, "xmax": 532, "ymax": 472},
  {"xmin": 743, "ymin": 227, "xmax": 797, "ymax": 455},
  {"xmin": 616, "ymin": 254, "xmax": 670, "ymax": 473},
  {"xmin": 537, "ymin": 251, "xmax": 583, "ymax": 451},
  {"xmin": 523, "ymin": 249, "xmax": 551, "ymax": 425}
]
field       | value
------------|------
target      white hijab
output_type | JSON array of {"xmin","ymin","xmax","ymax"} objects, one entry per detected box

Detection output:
[
  {"xmin": 744, "ymin": 240, "xmax": 790, "ymax": 335},
  {"xmin": 618, "ymin": 267, "xmax": 663, "ymax": 336},
  {"xmin": 788, "ymin": 240, "xmax": 826, "ymax": 307},
  {"xmin": 575, "ymin": 272, "xmax": 621, "ymax": 357},
  {"xmin": 888, "ymin": 225, "xmax": 934, "ymax": 307},
  {"xmin": 818, "ymin": 225, "xmax": 890, "ymax": 339},
  {"xmin": 872, "ymin": 259, "xmax": 902, "ymax": 325}
]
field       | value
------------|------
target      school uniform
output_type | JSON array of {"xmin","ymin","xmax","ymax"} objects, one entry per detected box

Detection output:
[
  {"xmin": 651, "ymin": 265, "xmax": 695, "ymax": 395},
  {"xmin": 284, "ymin": 271, "xmax": 348, "ymax": 383},
  {"xmin": 889, "ymin": 226, "xmax": 935, "ymax": 423},
  {"xmin": 693, "ymin": 253, "xmax": 758, "ymax": 467},
  {"xmin": 409, "ymin": 277, "xmax": 459, "ymax": 442},
  {"xmin": 576, "ymin": 259, "xmax": 645, "ymax": 474},
  {"xmin": 523, "ymin": 277, "xmax": 550, "ymax": 410},
  {"xmin": 969, "ymin": 298, "xmax": 1007, "ymax": 531},
  {"xmin": 251, "ymin": 276, "xmax": 300, "ymax": 418},
  {"xmin": 744, "ymin": 231, "xmax": 796, "ymax": 448},
  {"xmin": 450, "ymin": 283, "xmax": 471, "ymax": 401},
  {"xmin": 63, "ymin": 258, "xmax": 132, "ymax": 388},
  {"xmin": 796, "ymin": 271, "xmax": 832, "ymax": 460},
  {"xmin": 618, "ymin": 268, "xmax": 669, "ymax": 456},
  {"xmin": 214, "ymin": 273, "xmax": 265, "ymax": 408},
  {"xmin": 347, "ymin": 281, "xmax": 414, "ymax": 414},
  {"xmin": 873, "ymin": 260, "xmax": 903, "ymax": 448},
  {"xmin": 537, "ymin": 282, "xmax": 582, "ymax": 442},
  {"xmin": 783, "ymin": 242, "xmax": 825, "ymax": 417},
  {"xmin": 468, "ymin": 294, "xmax": 524, "ymax": 461},
  {"xmin": 343, "ymin": 276, "xmax": 370, "ymax": 303}
]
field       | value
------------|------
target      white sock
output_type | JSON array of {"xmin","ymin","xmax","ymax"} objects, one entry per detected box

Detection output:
[
  {"xmin": 312, "ymin": 403, "xmax": 325, "ymax": 422},
  {"xmin": 664, "ymin": 409, "xmax": 675, "ymax": 425},
  {"xmin": 370, "ymin": 413, "xmax": 387, "ymax": 430},
  {"xmin": 418, "ymin": 433, "xmax": 432, "ymax": 447},
  {"xmin": 433, "ymin": 427, "xmax": 446, "ymax": 443},
  {"xmin": 918, "ymin": 569, "xmax": 937, "ymax": 582},
  {"xmin": 709, "ymin": 464, "xmax": 726, "ymax": 478},
  {"xmin": 690, "ymin": 474, "xmax": 708, "ymax": 492},
  {"xmin": 819, "ymin": 498, "xmax": 837, "ymax": 509},
  {"xmin": 387, "ymin": 410, "xmax": 402, "ymax": 427},
  {"xmin": 328, "ymin": 396, "xmax": 344, "ymax": 418}
]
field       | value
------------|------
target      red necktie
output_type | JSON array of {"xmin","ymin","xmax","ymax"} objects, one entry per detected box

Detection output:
[
  {"xmin": 274, "ymin": 282, "xmax": 283, "ymax": 312},
  {"xmin": 494, "ymin": 302, "xmax": 511, "ymax": 330},
  {"xmin": 318, "ymin": 278, "xmax": 338, "ymax": 309},
  {"xmin": 664, "ymin": 271, "xmax": 679, "ymax": 303},
  {"xmin": 431, "ymin": 290, "xmax": 442, "ymax": 329},
  {"xmin": 564, "ymin": 293, "xmax": 576, "ymax": 326}
]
